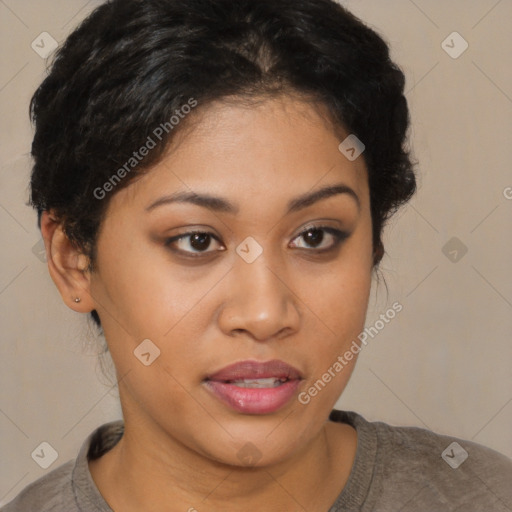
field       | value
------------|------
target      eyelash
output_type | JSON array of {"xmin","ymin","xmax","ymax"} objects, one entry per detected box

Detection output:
[{"xmin": 164, "ymin": 225, "xmax": 349, "ymax": 259}]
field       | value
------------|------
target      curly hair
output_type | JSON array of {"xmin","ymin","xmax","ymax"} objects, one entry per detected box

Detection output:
[{"xmin": 29, "ymin": 0, "xmax": 416, "ymax": 328}]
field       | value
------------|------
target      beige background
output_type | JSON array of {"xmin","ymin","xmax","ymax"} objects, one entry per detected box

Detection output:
[{"xmin": 1, "ymin": 0, "xmax": 511, "ymax": 505}]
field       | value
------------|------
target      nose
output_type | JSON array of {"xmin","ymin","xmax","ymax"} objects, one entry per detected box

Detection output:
[{"xmin": 216, "ymin": 254, "xmax": 301, "ymax": 342}]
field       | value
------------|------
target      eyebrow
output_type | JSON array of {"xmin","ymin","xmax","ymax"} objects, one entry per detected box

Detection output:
[{"xmin": 145, "ymin": 183, "xmax": 360, "ymax": 214}]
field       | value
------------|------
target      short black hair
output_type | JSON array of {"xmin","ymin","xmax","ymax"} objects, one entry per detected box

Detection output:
[{"xmin": 29, "ymin": 0, "xmax": 416, "ymax": 328}]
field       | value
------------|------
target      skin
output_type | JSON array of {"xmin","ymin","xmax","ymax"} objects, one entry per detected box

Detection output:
[{"xmin": 41, "ymin": 94, "xmax": 374, "ymax": 511}]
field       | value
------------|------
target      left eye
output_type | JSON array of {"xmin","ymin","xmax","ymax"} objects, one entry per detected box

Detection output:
[{"xmin": 289, "ymin": 226, "xmax": 348, "ymax": 251}]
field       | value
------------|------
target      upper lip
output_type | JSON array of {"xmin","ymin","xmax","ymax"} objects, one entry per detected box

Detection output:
[{"xmin": 206, "ymin": 360, "xmax": 303, "ymax": 382}]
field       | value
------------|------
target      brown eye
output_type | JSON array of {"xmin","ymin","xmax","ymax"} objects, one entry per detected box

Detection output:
[
  {"xmin": 165, "ymin": 231, "xmax": 224, "ymax": 257},
  {"xmin": 302, "ymin": 228, "xmax": 324, "ymax": 247},
  {"xmin": 290, "ymin": 226, "xmax": 349, "ymax": 251},
  {"xmin": 189, "ymin": 233, "xmax": 212, "ymax": 251}
]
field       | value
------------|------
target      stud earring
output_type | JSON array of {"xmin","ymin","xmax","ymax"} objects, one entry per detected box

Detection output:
[{"xmin": 74, "ymin": 298, "xmax": 81, "ymax": 303}]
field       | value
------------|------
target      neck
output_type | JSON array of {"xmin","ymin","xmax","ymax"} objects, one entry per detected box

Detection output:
[{"xmin": 89, "ymin": 412, "xmax": 357, "ymax": 512}]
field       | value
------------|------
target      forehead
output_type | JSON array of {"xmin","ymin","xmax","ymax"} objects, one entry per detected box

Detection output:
[{"xmin": 109, "ymin": 95, "xmax": 369, "ymax": 214}]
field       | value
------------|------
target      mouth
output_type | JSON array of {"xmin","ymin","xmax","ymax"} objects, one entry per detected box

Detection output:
[
  {"xmin": 204, "ymin": 360, "xmax": 303, "ymax": 415},
  {"xmin": 223, "ymin": 377, "xmax": 289, "ymax": 388}
]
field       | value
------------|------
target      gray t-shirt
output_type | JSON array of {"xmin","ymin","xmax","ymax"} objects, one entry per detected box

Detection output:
[{"xmin": 2, "ymin": 410, "xmax": 511, "ymax": 511}]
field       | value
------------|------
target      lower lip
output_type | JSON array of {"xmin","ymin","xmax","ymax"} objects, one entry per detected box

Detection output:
[{"xmin": 205, "ymin": 379, "xmax": 301, "ymax": 414}]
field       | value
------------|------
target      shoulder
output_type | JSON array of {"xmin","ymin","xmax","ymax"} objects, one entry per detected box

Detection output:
[
  {"xmin": 374, "ymin": 416, "xmax": 512, "ymax": 471},
  {"xmin": 0, "ymin": 460, "xmax": 75, "ymax": 512},
  {"xmin": 334, "ymin": 410, "xmax": 512, "ymax": 511},
  {"xmin": 370, "ymin": 415, "xmax": 512, "ymax": 509},
  {"xmin": 1, "ymin": 420, "xmax": 122, "ymax": 512}
]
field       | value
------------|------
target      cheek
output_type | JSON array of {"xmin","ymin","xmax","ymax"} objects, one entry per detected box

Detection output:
[
  {"xmin": 296, "ymin": 233, "xmax": 373, "ymax": 379},
  {"xmin": 304, "ymin": 264, "xmax": 371, "ymax": 363},
  {"xmin": 91, "ymin": 233, "xmax": 227, "ymax": 340},
  {"xmin": 296, "ymin": 270, "xmax": 371, "ymax": 412},
  {"xmin": 305, "ymin": 235, "xmax": 373, "ymax": 335}
]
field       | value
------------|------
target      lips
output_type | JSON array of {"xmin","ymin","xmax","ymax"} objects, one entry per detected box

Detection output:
[
  {"xmin": 204, "ymin": 360, "xmax": 303, "ymax": 415},
  {"xmin": 206, "ymin": 360, "xmax": 303, "ymax": 382}
]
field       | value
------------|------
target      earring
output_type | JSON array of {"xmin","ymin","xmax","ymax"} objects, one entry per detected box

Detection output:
[{"xmin": 74, "ymin": 298, "xmax": 81, "ymax": 303}]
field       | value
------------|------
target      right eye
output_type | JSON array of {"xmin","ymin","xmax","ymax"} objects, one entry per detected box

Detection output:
[{"xmin": 164, "ymin": 230, "xmax": 226, "ymax": 258}]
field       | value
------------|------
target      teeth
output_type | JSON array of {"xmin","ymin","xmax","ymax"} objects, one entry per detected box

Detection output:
[{"xmin": 230, "ymin": 378, "xmax": 287, "ymax": 388}]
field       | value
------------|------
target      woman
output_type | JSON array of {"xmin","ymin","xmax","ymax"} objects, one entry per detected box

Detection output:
[{"xmin": 3, "ymin": 0, "xmax": 511, "ymax": 510}]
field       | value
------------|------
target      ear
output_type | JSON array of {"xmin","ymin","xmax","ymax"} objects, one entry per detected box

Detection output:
[{"xmin": 40, "ymin": 211, "xmax": 95, "ymax": 312}]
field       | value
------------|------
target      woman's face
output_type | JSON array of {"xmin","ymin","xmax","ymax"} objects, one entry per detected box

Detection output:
[{"xmin": 88, "ymin": 94, "xmax": 373, "ymax": 467}]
